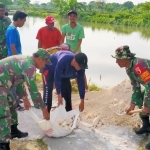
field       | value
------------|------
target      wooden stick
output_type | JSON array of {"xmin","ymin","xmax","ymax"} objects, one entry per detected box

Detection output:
[{"xmin": 129, "ymin": 109, "xmax": 142, "ymax": 114}]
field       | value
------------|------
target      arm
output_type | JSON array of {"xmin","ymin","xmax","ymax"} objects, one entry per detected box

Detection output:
[
  {"xmin": 77, "ymin": 69, "xmax": 85, "ymax": 112},
  {"xmin": 126, "ymin": 69, "xmax": 143, "ymax": 107},
  {"xmin": 22, "ymin": 64, "xmax": 45, "ymax": 109},
  {"xmin": 74, "ymin": 26, "xmax": 85, "ymax": 53},
  {"xmin": 38, "ymin": 41, "xmax": 42, "ymax": 48},
  {"xmin": 60, "ymin": 32, "xmax": 66, "ymax": 45},
  {"xmin": 74, "ymin": 39, "xmax": 82, "ymax": 54},
  {"xmin": 10, "ymin": 44, "xmax": 17, "ymax": 55}
]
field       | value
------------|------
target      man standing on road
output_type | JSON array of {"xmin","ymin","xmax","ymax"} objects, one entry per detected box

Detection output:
[
  {"xmin": 6, "ymin": 10, "xmax": 28, "ymax": 111},
  {"xmin": 112, "ymin": 45, "xmax": 150, "ymax": 150},
  {"xmin": 0, "ymin": 4, "xmax": 11, "ymax": 60},
  {"xmin": 61, "ymin": 10, "xmax": 85, "ymax": 54},
  {"xmin": 0, "ymin": 48, "xmax": 50, "ymax": 150},
  {"xmin": 43, "ymin": 50, "xmax": 88, "ymax": 113}
]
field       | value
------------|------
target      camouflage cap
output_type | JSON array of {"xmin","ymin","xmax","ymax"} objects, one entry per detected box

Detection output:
[
  {"xmin": 34, "ymin": 48, "xmax": 51, "ymax": 64},
  {"xmin": 111, "ymin": 45, "xmax": 136, "ymax": 59}
]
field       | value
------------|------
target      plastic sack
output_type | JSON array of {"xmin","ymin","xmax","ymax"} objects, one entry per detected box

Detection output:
[{"xmin": 26, "ymin": 101, "xmax": 80, "ymax": 138}]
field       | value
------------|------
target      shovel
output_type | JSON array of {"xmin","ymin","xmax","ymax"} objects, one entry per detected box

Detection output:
[{"xmin": 113, "ymin": 109, "xmax": 142, "ymax": 116}]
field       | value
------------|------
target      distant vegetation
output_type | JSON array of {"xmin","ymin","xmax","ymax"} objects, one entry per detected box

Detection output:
[{"xmin": 1, "ymin": 0, "xmax": 150, "ymax": 27}]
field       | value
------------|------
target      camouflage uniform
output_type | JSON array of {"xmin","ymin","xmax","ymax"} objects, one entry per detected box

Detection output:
[
  {"xmin": 0, "ymin": 16, "xmax": 11, "ymax": 59},
  {"xmin": 112, "ymin": 45, "xmax": 149, "ymax": 108},
  {"xmin": 0, "ymin": 48, "xmax": 50, "ymax": 143}
]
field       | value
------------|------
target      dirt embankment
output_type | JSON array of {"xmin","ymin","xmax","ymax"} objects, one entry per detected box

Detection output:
[{"xmin": 71, "ymin": 79, "xmax": 141, "ymax": 129}]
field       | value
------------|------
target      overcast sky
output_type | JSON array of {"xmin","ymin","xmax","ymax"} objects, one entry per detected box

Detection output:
[{"xmin": 31, "ymin": 0, "xmax": 147, "ymax": 5}]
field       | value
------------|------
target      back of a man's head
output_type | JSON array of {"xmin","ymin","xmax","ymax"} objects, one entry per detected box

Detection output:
[{"xmin": 13, "ymin": 10, "xmax": 28, "ymax": 21}]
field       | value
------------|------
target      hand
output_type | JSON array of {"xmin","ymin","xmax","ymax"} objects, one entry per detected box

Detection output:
[
  {"xmin": 79, "ymin": 100, "xmax": 84, "ymax": 112},
  {"xmin": 142, "ymin": 106, "xmax": 150, "ymax": 115},
  {"xmin": 58, "ymin": 94, "xmax": 63, "ymax": 106},
  {"xmin": 42, "ymin": 107, "xmax": 50, "ymax": 120},
  {"xmin": 23, "ymin": 98, "xmax": 31, "ymax": 110},
  {"xmin": 126, "ymin": 104, "xmax": 135, "ymax": 115}
]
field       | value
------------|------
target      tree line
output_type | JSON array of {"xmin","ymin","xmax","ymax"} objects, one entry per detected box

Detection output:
[{"xmin": 1, "ymin": 0, "xmax": 150, "ymax": 27}]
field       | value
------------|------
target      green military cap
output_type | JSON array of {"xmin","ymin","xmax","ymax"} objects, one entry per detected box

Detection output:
[
  {"xmin": 34, "ymin": 48, "xmax": 51, "ymax": 64},
  {"xmin": 111, "ymin": 45, "xmax": 136, "ymax": 59}
]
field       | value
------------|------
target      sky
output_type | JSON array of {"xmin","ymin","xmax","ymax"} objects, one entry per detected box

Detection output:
[{"xmin": 31, "ymin": 0, "xmax": 147, "ymax": 5}]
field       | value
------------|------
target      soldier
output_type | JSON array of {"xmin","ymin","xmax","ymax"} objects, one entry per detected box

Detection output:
[
  {"xmin": 112, "ymin": 45, "xmax": 150, "ymax": 150},
  {"xmin": 0, "ymin": 3, "xmax": 11, "ymax": 59},
  {"xmin": 0, "ymin": 48, "xmax": 50, "ymax": 150}
]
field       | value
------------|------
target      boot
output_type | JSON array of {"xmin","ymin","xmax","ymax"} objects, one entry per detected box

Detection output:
[
  {"xmin": 145, "ymin": 142, "xmax": 150, "ymax": 150},
  {"xmin": 0, "ymin": 143, "xmax": 10, "ymax": 150},
  {"xmin": 11, "ymin": 124, "xmax": 28, "ymax": 139},
  {"xmin": 135, "ymin": 115, "xmax": 150, "ymax": 135}
]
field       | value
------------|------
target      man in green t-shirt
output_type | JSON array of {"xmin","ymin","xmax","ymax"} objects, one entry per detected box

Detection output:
[{"xmin": 61, "ymin": 10, "xmax": 85, "ymax": 54}]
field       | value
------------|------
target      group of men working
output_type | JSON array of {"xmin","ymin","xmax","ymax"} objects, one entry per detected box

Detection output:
[
  {"xmin": 1, "ymin": 3, "xmax": 150, "ymax": 150},
  {"xmin": 0, "ymin": 3, "xmax": 88, "ymax": 150}
]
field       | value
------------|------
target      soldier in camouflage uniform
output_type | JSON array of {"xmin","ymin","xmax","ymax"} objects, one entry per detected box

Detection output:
[
  {"xmin": 112, "ymin": 45, "xmax": 150, "ymax": 150},
  {"xmin": 0, "ymin": 48, "xmax": 50, "ymax": 150},
  {"xmin": 0, "ymin": 4, "xmax": 11, "ymax": 59}
]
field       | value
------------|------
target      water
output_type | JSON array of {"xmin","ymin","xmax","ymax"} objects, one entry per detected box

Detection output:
[{"xmin": 9, "ymin": 16, "xmax": 150, "ymax": 87}]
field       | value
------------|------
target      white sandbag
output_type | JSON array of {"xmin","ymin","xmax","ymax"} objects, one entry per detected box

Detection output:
[{"xmin": 26, "ymin": 100, "xmax": 79, "ymax": 138}]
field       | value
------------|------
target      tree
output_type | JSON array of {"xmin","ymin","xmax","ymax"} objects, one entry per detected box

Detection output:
[
  {"xmin": 122, "ymin": 1, "xmax": 134, "ymax": 9},
  {"xmin": 0, "ymin": 0, "xmax": 13, "ymax": 5},
  {"xmin": 96, "ymin": 0, "xmax": 107, "ymax": 13},
  {"xmin": 18, "ymin": 0, "xmax": 31, "ymax": 12}
]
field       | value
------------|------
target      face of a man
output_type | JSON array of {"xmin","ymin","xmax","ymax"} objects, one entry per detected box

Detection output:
[
  {"xmin": 68, "ymin": 14, "xmax": 77, "ymax": 23},
  {"xmin": 116, "ymin": 59, "xmax": 127, "ymax": 68},
  {"xmin": 18, "ymin": 18, "xmax": 26, "ymax": 27},
  {"xmin": 46, "ymin": 22, "xmax": 54, "ymax": 29},
  {"xmin": 73, "ymin": 60, "xmax": 81, "ymax": 71},
  {"xmin": 34, "ymin": 57, "xmax": 47, "ymax": 69},
  {"xmin": 0, "ymin": 7, "xmax": 5, "ymax": 17}
]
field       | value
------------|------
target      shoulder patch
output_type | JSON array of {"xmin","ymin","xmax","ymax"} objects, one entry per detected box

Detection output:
[{"xmin": 134, "ymin": 64, "xmax": 150, "ymax": 83}]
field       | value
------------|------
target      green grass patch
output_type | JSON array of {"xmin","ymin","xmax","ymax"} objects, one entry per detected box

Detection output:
[{"xmin": 35, "ymin": 73, "xmax": 101, "ymax": 93}]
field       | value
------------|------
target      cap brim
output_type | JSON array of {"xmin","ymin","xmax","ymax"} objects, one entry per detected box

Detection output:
[{"xmin": 79, "ymin": 64, "xmax": 88, "ymax": 69}]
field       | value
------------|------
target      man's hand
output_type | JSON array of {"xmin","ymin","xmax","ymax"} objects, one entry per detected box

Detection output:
[
  {"xmin": 142, "ymin": 106, "xmax": 150, "ymax": 115},
  {"xmin": 23, "ymin": 97, "xmax": 31, "ymax": 110},
  {"xmin": 79, "ymin": 100, "xmax": 84, "ymax": 112},
  {"xmin": 58, "ymin": 94, "xmax": 63, "ymax": 106},
  {"xmin": 126, "ymin": 104, "xmax": 135, "ymax": 115},
  {"xmin": 42, "ymin": 107, "xmax": 50, "ymax": 120}
]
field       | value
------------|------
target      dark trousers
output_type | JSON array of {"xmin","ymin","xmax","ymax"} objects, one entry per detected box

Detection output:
[{"xmin": 43, "ymin": 69, "xmax": 72, "ymax": 113}]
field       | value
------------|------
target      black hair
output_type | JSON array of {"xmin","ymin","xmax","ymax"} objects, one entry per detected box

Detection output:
[
  {"xmin": 5, "ymin": 11, "xmax": 8, "ymax": 16},
  {"xmin": 0, "ymin": 4, "xmax": 5, "ymax": 8},
  {"xmin": 33, "ymin": 53, "xmax": 40, "ymax": 58},
  {"xmin": 13, "ymin": 10, "xmax": 28, "ymax": 21}
]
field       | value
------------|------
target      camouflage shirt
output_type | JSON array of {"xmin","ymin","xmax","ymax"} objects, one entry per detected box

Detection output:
[
  {"xmin": 0, "ymin": 16, "xmax": 11, "ymax": 59},
  {"xmin": 0, "ymin": 55, "xmax": 45, "ymax": 109},
  {"xmin": 126, "ymin": 57, "xmax": 150, "ymax": 108}
]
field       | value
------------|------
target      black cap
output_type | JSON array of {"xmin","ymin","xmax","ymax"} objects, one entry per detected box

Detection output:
[
  {"xmin": 67, "ymin": 10, "xmax": 77, "ymax": 16},
  {"xmin": 75, "ymin": 53, "xmax": 88, "ymax": 69}
]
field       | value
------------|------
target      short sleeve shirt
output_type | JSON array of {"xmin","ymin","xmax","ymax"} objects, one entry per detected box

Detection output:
[
  {"xmin": 6, "ymin": 24, "xmax": 22, "ymax": 56},
  {"xmin": 36, "ymin": 27, "xmax": 61, "ymax": 49},
  {"xmin": 61, "ymin": 23, "xmax": 85, "ymax": 52}
]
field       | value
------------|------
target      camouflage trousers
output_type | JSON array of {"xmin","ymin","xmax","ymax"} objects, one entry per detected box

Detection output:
[
  {"xmin": 0, "ymin": 45, "xmax": 8, "ymax": 60},
  {"xmin": 0, "ymin": 87, "xmax": 18, "ymax": 143}
]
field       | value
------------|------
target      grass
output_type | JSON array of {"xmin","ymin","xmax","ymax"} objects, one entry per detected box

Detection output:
[
  {"xmin": 35, "ymin": 73, "xmax": 101, "ymax": 93},
  {"xmin": 36, "ymin": 139, "xmax": 47, "ymax": 148}
]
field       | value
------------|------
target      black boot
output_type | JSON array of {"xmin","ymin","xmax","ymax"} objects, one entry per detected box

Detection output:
[
  {"xmin": 0, "ymin": 143, "xmax": 10, "ymax": 150},
  {"xmin": 135, "ymin": 115, "xmax": 150, "ymax": 135},
  {"xmin": 11, "ymin": 124, "xmax": 28, "ymax": 139},
  {"xmin": 145, "ymin": 142, "xmax": 150, "ymax": 150}
]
